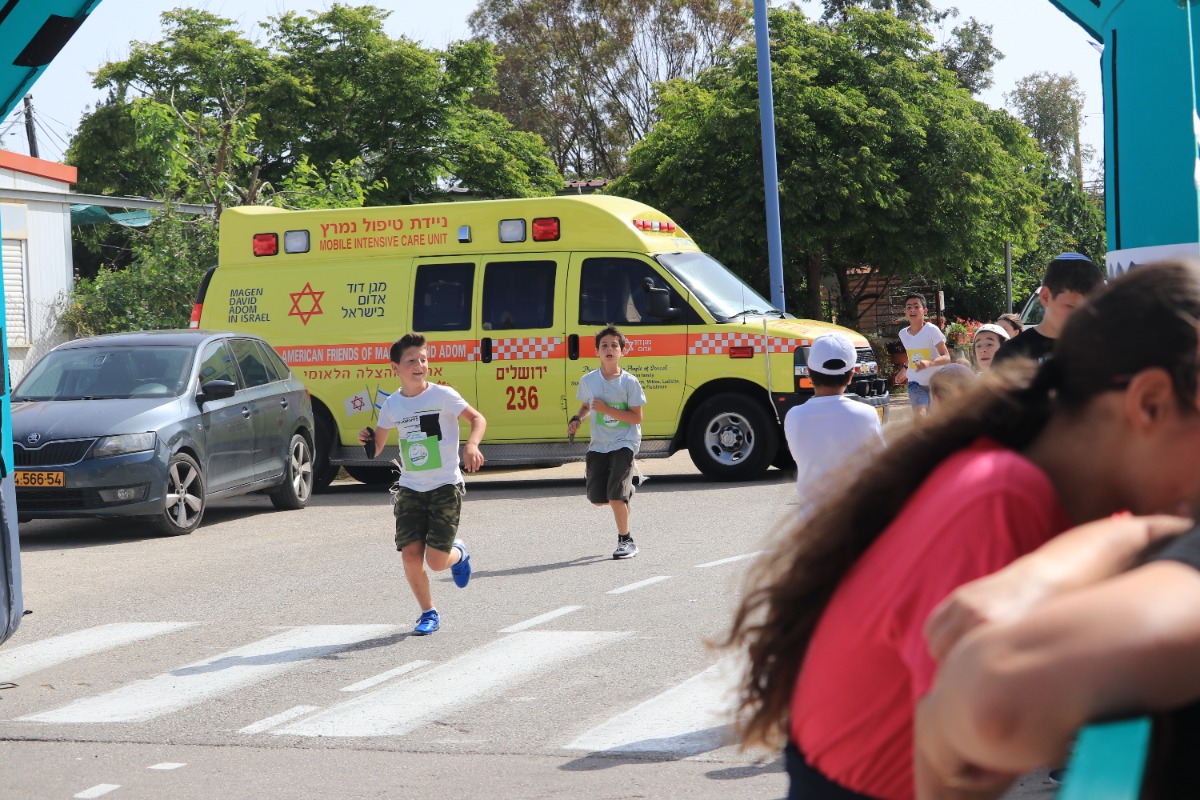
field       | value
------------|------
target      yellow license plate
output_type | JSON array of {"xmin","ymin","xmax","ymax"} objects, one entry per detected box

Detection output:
[{"xmin": 15, "ymin": 471, "xmax": 65, "ymax": 488}]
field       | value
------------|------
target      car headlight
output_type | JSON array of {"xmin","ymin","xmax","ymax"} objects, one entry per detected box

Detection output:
[{"xmin": 91, "ymin": 432, "xmax": 157, "ymax": 459}]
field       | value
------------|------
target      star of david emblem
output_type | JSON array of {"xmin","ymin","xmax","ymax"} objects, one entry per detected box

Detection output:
[
  {"xmin": 288, "ymin": 282, "xmax": 324, "ymax": 325},
  {"xmin": 351, "ymin": 396, "xmax": 366, "ymax": 412}
]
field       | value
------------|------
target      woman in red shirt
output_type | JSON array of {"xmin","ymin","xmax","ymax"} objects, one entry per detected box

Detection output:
[{"xmin": 722, "ymin": 261, "xmax": 1200, "ymax": 800}]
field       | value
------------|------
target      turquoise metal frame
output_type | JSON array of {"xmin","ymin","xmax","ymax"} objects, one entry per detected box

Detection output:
[{"xmin": 0, "ymin": 0, "xmax": 105, "ymax": 647}]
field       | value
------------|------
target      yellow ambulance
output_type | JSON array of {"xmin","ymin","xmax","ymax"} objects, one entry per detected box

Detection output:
[{"xmin": 192, "ymin": 195, "xmax": 888, "ymax": 489}]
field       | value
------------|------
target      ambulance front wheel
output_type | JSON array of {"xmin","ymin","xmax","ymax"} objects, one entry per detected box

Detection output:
[
  {"xmin": 313, "ymin": 414, "xmax": 340, "ymax": 493},
  {"xmin": 686, "ymin": 394, "xmax": 778, "ymax": 480}
]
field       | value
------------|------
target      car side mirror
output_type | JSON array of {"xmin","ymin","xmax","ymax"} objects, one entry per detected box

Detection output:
[
  {"xmin": 643, "ymin": 278, "xmax": 682, "ymax": 321},
  {"xmin": 198, "ymin": 379, "xmax": 236, "ymax": 404}
]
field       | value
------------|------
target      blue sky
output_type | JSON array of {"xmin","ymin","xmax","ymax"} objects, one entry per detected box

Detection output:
[{"xmin": 1, "ymin": 0, "xmax": 1103, "ymax": 167}]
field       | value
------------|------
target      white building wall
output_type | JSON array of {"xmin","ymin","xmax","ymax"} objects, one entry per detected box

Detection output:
[{"xmin": 0, "ymin": 164, "xmax": 74, "ymax": 386}]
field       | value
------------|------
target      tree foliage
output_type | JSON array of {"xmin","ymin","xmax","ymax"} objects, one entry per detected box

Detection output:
[
  {"xmin": 67, "ymin": 5, "xmax": 561, "ymax": 203},
  {"xmin": 468, "ymin": 0, "xmax": 752, "ymax": 178},
  {"xmin": 609, "ymin": 7, "xmax": 1043, "ymax": 324},
  {"xmin": 1005, "ymin": 71, "xmax": 1092, "ymax": 186},
  {"xmin": 57, "ymin": 209, "xmax": 216, "ymax": 337},
  {"xmin": 61, "ymin": 4, "xmax": 563, "ymax": 333},
  {"xmin": 819, "ymin": 0, "xmax": 1003, "ymax": 95}
]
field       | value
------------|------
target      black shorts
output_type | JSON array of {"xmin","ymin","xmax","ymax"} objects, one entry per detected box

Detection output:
[
  {"xmin": 585, "ymin": 448, "xmax": 635, "ymax": 504},
  {"xmin": 785, "ymin": 742, "xmax": 877, "ymax": 799}
]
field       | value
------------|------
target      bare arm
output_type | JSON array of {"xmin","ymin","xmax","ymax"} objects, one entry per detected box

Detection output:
[
  {"xmin": 591, "ymin": 400, "xmax": 643, "ymax": 424},
  {"xmin": 925, "ymin": 515, "xmax": 1192, "ymax": 662},
  {"xmin": 916, "ymin": 560, "xmax": 1200, "ymax": 797},
  {"xmin": 357, "ymin": 425, "xmax": 389, "ymax": 458},
  {"xmin": 929, "ymin": 340, "xmax": 952, "ymax": 367},
  {"xmin": 459, "ymin": 405, "xmax": 486, "ymax": 472},
  {"xmin": 567, "ymin": 403, "xmax": 590, "ymax": 436}
]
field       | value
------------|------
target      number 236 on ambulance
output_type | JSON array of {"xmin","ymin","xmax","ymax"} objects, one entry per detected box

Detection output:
[{"xmin": 191, "ymin": 195, "xmax": 888, "ymax": 490}]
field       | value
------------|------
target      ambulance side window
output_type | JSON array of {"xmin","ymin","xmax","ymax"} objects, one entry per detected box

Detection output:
[
  {"xmin": 482, "ymin": 261, "xmax": 555, "ymax": 330},
  {"xmin": 413, "ymin": 263, "xmax": 474, "ymax": 332},
  {"xmin": 579, "ymin": 258, "xmax": 689, "ymax": 326}
]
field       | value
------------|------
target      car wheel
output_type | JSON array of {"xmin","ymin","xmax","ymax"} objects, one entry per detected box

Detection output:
[
  {"xmin": 313, "ymin": 413, "xmax": 339, "ymax": 493},
  {"xmin": 269, "ymin": 433, "xmax": 314, "ymax": 510},
  {"xmin": 686, "ymin": 393, "xmax": 778, "ymax": 481},
  {"xmin": 343, "ymin": 465, "xmax": 396, "ymax": 486},
  {"xmin": 147, "ymin": 452, "xmax": 205, "ymax": 536}
]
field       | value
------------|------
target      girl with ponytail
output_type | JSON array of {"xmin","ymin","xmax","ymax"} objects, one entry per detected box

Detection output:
[{"xmin": 723, "ymin": 261, "xmax": 1200, "ymax": 800}]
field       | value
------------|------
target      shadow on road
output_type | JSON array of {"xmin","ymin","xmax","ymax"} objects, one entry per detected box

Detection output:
[{"xmin": 559, "ymin": 726, "xmax": 784, "ymax": 784}]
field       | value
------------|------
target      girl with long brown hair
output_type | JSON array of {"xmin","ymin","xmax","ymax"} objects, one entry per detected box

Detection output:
[{"xmin": 723, "ymin": 261, "xmax": 1200, "ymax": 800}]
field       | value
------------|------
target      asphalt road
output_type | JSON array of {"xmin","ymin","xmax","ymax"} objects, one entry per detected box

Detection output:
[{"xmin": 1, "ymin": 446, "xmax": 1057, "ymax": 800}]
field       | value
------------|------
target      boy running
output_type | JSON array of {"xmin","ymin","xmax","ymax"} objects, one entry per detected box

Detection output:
[
  {"xmin": 358, "ymin": 333, "xmax": 486, "ymax": 635},
  {"xmin": 567, "ymin": 326, "xmax": 647, "ymax": 559}
]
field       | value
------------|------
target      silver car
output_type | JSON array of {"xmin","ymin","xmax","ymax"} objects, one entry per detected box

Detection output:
[{"xmin": 11, "ymin": 330, "xmax": 315, "ymax": 535}]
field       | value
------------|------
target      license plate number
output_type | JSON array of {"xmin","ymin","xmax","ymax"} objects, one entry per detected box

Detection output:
[{"xmin": 15, "ymin": 471, "xmax": 65, "ymax": 488}]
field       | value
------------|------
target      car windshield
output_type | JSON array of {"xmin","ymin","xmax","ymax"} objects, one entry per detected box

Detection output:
[
  {"xmin": 14, "ymin": 345, "xmax": 195, "ymax": 401},
  {"xmin": 656, "ymin": 251, "xmax": 778, "ymax": 321}
]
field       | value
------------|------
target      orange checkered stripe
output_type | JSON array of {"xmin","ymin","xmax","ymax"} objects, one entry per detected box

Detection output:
[
  {"xmin": 687, "ymin": 333, "xmax": 794, "ymax": 355},
  {"xmin": 491, "ymin": 337, "xmax": 564, "ymax": 360}
]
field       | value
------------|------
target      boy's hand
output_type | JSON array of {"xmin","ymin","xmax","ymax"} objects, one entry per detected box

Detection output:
[
  {"xmin": 591, "ymin": 399, "xmax": 610, "ymax": 415},
  {"xmin": 462, "ymin": 442, "xmax": 484, "ymax": 472},
  {"xmin": 357, "ymin": 427, "xmax": 373, "ymax": 444},
  {"xmin": 567, "ymin": 417, "xmax": 582, "ymax": 437}
]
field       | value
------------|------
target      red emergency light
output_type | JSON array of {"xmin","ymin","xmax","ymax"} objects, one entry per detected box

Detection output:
[{"xmin": 253, "ymin": 233, "xmax": 279, "ymax": 256}]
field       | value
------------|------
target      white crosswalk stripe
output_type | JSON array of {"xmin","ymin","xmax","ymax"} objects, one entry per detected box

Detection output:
[
  {"xmin": 18, "ymin": 624, "xmax": 396, "ymax": 724},
  {"xmin": 4, "ymin": 622, "xmax": 742, "ymax": 757},
  {"xmin": 0, "ymin": 622, "xmax": 196, "ymax": 681},
  {"xmin": 564, "ymin": 660, "xmax": 738, "ymax": 756},
  {"xmin": 272, "ymin": 630, "xmax": 629, "ymax": 738}
]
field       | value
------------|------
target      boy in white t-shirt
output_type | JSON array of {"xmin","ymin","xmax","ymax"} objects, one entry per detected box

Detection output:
[
  {"xmin": 567, "ymin": 326, "xmax": 647, "ymax": 560},
  {"xmin": 784, "ymin": 334, "xmax": 885, "ymax": 512},
  {"xmin": 898, "ymin": 292, "xmax": 951, "ymax": 418},
  {"xmin": 358, "ymin": 333, "xmax": 486, "ymax": 636}
]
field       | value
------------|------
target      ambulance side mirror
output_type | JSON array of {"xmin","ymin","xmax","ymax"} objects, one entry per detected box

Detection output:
[{"xmin": 644, "ymin": 278, "xmax": 681, "ymax": 321}]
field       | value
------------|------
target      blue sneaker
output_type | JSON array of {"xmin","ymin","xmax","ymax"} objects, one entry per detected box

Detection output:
[
  {"xmin": 413, "ymin": 608, "xmax": 440, "ymax": 635},
  {"xmin": 450, "ymin": 540, "xmax": 472, "ymax": 588}
]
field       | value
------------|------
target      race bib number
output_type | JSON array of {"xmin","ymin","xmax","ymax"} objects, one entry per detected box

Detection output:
[
  {"xmin": 602, "ymin": 402, "xmax": 630, "ymax": 428},
  {"xmin": 401, "ymin": 433, "xmax": 442, "ymax": 471}
]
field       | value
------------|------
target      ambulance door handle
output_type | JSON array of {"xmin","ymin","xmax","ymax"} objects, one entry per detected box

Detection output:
[
  {"xmin": 481, "ymin": 337, "xmax": 493, "ymax": 363},
  {"xmin": 568, "ymin": 334, "xmax": 579, "ymax": 360}
]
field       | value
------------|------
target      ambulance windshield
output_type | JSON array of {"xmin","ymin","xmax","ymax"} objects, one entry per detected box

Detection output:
[{"xmin": 657, "ymin": 252, "xmax": 778, "ymax": 321}]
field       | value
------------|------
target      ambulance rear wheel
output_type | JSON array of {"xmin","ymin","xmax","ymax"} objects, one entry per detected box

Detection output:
[
  {"xmin": 686, "ymin": 394, "xmax": 778, "ymax": 481},
  {"xmin": 344, "ymin": 465, "xmax": 396, "ymax": 486},
  {"xmin": 313, "ymin": 414, "xmax": 339, "ymax": 493}
]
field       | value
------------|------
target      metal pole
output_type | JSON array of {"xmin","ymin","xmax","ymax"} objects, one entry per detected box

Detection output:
[
  {"xmin": 1004, "ymin": 241, "xmax": 1013, "ymax": 313},
  {"xmin": 753, "ymin": 0, "xmax": 786, "ymax": 312},
  {"xmin": 22, "ymin": 95, "xmax": 37, "ymax": 159}
]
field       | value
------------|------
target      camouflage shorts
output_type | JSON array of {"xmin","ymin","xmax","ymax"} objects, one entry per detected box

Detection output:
[{"xmin": 392, "ymin": 483, "xmax": 463, "ymax": 553}]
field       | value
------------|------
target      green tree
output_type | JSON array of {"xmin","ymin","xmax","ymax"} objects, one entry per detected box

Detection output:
[
  {"xmin": 67, "ymin": 6, "xmax": 561, "ymax": 204},
  {"xmin": 469, "ymin": 0, "xmax": 752, "ymax": 178},
  {"xmin": 820, "ymin": 1, "xmax": 1003, "ymax": 95},
  {"xmin": 610, "ymin": 8, "xmax": 1043, "ymax": 325},
  {"xmin": 60, "ymin": 92, "xmax": 386, "ymax": 336},
  {"xmin": 1005, "ymin": 71, "xmax": 1092, "ymax": 186}
]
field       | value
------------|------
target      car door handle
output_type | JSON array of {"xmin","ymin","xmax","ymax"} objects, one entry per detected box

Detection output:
[
  {"xmin": 279, "ymin": 398, "xmax": 288, "ymax": 409},
  {"xmin": 241, "ymin": 406, "xmax": 252, "ymax": 418}
]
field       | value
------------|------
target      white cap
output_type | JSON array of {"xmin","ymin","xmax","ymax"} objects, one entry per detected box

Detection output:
[
  {"xmin": 808, "ymin": 334, "xmax": 858, "ymax": 375},
  {"xmin": 973, "ymin": 323, "xmax": 1011, "ymax": 342}
]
